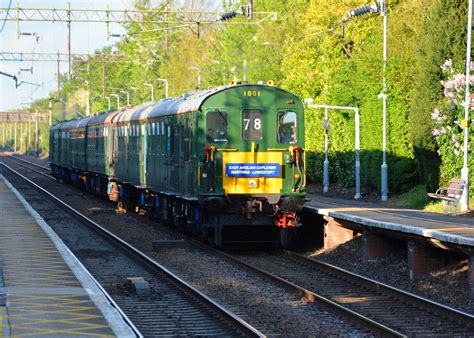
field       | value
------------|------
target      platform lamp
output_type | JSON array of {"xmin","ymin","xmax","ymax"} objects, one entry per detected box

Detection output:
[
  {"xmin": 120, "ymin": 90, "xmax": 130, "ymax": 106},
  {"xmin": 143, "ymin": 83, "xmax": 154, "ymax": 102},
  {"xmin": 111, "ymin": 94, "xmax": 120, "ymax": 109},
  {"xmin": 105, "ymin": 96, "xmax": 111, "ymax": 111},
  {"xmin": 157, "ymin": 78, "xmax": 169, "ymax": 99}
]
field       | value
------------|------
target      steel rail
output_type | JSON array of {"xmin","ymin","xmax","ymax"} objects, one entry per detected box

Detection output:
[
  {"xmin": 11, "ymin": 156, "xmax": 474, "ymax": 332},
  {"xmin": 0, "ymin": 161, "xmax": 265, "ymax": 338},
  {"xmin": 5, "ymin": 155, "xmax": 55, "ymax": 180},
  {"xmin": 185, "ymin": 238, "xmax": 405, "ymax": 337},
  {"xmin": 10, "ymin": 155, "xmax": 50, "ymax": 170},
  {"xmin": 11, "ymin": 156, "xmax": 474, "ymax": 336},
  {"xmin": 0, "ymin": 161, "xmax": 142, "ymax": 338},
  {"xmin": 5, "ymin": 155, "xmax": 403, "ymax": 336},
  {"xmin": 280, "ymin": 250, "xmax": 474, "ymax": 326}
]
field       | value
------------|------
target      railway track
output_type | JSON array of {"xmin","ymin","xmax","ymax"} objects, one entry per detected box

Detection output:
[
  {"xmin": 224, "ymin": 249, "xmax": 474, "ymax": 336},
  {"xmin": 0, "ymin": 158, "xmax": 264, "ymax": 337},
  {"xmin": 6, "ymin": 155, "xmax": 474, "ymax": 336}
]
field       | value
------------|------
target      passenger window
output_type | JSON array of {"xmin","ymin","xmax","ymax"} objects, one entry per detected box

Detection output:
[
  {"xmin": 277, "ymin": 111, "xmax": 297, "ymax": 144},
  {"xmin": 242, "ymin": 109, "xmax": 263, "ymax": 140},
  {"xmin": 206, "ymin": 110, "xmax": 227, "ymax": 143}
]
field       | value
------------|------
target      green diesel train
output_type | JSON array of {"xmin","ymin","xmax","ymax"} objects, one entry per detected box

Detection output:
[{"xmin": 50, "ymin": 84, "xmax": 306, "ymax": 245}]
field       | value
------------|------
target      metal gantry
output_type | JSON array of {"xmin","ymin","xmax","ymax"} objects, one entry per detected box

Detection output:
[
  {"xmin": 0, "ymin": 52, "xmax": 134, "ymax": 63},
  {"xmin": 0, "ymin": 5, "xmax": 277, "ymax": 34}
]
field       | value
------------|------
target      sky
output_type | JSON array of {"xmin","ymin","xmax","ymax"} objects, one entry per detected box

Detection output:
[{"xmin": 0, "ymin": 0, "xmax": 132, "ymax": 111}]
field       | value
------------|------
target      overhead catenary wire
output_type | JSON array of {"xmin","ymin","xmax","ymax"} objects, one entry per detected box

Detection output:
[{"xmin": 0, "ymin": 0, "xmax": 12, "ymax": 33}]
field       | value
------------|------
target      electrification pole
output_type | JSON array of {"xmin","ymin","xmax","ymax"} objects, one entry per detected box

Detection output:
[
  {"xmin": 102, "ymin": 61, "xmax": 106, "ymax": 98},
  {"xmin": 49, "ymin": 100, "xmax": 53, "ymax": 126},
  {"xmin": 461, "ymin": 0, "xmax": 472, "ymax": 211},
  {"xmin": 57, "ymin": 50, "xmax": 61, "ymax": 100},
  {"xmin": 344, "ymin": 0, "xmax": 387, "ymax": 201},
  {"xmin": 67, "ymin": 2, "xmax": 71, "ymax": 80},
  {"xmin": 380, "ymin": 0, "xmax": 388, "ymax": 201}
]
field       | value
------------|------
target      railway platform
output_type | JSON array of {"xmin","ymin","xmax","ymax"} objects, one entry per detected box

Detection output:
[
  {"xmin": 304, "ymin": 193, "xmax": 474, "ymax": 297},
  {"xmin": 0, "ymin": 175, "xmax": 135, "ymax": 337}
]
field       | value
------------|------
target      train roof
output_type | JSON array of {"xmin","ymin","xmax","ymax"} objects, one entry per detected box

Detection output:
[
  {"xmin": 49, "ymin": 84, "xmax": 302, "ymax": 128},
  {"xmin": 50, "ymin": 121, "xmax": 67, "ymax": 131},
  {"xmin": 59, "ymin": 115, "xmax": 94, "ymax": 131},
  {"xmin": 114, "ymin": 84, "xmax": 300, "ymax": 123},
  {"xmin": 87, "ymin": 110, "xmax": 122, "ymax": 126},
  {"xmin": 114, "ymin": 102, "xmax": 155, "ymax": 124}
]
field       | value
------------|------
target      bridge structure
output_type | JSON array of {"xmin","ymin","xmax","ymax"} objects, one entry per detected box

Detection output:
[{"xmin": 0, "ymin": 111, "xmax": 50, "ymax": 154}]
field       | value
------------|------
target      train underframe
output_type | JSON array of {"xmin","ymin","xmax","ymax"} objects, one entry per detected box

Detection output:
[{"xmin": 51, "ymin": 164, "xmax": 304, "ymax": 246}]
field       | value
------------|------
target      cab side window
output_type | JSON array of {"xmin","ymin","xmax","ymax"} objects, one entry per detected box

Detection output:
[
  {"xmin": 206, "ymin": 110, "xmax": 227, "ymax": 143},
  {"xmin": 277, "ymin": 111, "xmax": 297, "ymax": 144}
]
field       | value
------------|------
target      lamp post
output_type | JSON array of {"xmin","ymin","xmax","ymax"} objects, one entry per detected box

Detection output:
[
  {"xmin": 111, "ymin": 94, "xmax": 120, "ymax": 109},
  {"xmin": 105, "ymin": 96, "xmax": 111, "ymax": 111},
  {"xmin": 305, "ymin": 100, "xmax": 361, "ymax": 199},
  {"xmin": 120, "ymin": 90, "xmax": 130, "ymax": 106},
  {"xmin": 188, "ymin": 67, "xmax": 201, "ymax": 87},
  {"xmin": 157, "ymin": 78, "xmax": 169, "ymax": 98},
  {"xmin": 344, "ymin": 0, "xmax": 387, "ymax": 201},
  {"xmin": 461, "ymin": 0, "xmax": 473, "ymax": 212},
  {"xmin": 143, "ymin": 82, "xmax": 154, "ymax": 102}
]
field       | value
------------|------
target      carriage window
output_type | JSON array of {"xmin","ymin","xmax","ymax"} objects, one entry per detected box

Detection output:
[
  {"xmin": 277, "ymin": 111, "xmax": 297, "ymax": 144},
  {"xmin": 206, "ymin": 110, "xmax": 227, "ymax": 143},
  {"xmin": 242, "ymin": 109, "xmax": 262, "ymax": 140}
]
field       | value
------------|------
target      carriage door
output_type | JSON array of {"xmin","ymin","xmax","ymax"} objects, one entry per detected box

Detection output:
[
  {"xmin": 140, "ymin": 123, "xmax": 147, "ymax": 187},
  {"xmin": 183, "ymin": 117, "xmax": 193, "ymax": 195}
]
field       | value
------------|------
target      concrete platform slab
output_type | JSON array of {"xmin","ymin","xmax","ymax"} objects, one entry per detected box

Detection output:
[
  {"xmin": 0, "ymin": 175, "xmax": 136, "ymax": 337},
  {"xmin": 305, "ymin": 194, "xmax": 474, "ymax": 248}
]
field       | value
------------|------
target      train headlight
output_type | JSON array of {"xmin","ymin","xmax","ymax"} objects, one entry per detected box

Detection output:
[{"xmin": 248, "ymin": 179, "xmax": 258, "ymax": 188}]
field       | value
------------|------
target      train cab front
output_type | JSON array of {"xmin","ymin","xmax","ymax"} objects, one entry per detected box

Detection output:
[{"xmin": 198, "ymin": 84, "xmax": 306, "ymax": 246}]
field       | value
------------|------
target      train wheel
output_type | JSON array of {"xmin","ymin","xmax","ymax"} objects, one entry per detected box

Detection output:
[
  {"xmin": 209, "ymin": 218, "xmax": 223, "ymax": 247},
  {"xmin": 161, "ymin": 196, "xmax": 172, "ymax": 227},
  {"xmin": 279, "ymin": 228, "xmax": 289, "ymax": 247}
]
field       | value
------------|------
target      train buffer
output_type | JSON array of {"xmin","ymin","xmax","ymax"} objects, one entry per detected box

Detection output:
[{"xmin": 427, "ymin": 178, "xmax": 465, "ymax": 216}]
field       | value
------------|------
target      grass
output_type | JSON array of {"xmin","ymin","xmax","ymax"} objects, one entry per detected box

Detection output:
[{"xmin": 388, "ymin": 184, "xmax": 474, "ymax": 213}]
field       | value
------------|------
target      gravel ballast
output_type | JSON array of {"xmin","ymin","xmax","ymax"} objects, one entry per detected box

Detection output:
[{"xmin": 3, "ymin": 155, "xmax": 367, "ymax": 336}]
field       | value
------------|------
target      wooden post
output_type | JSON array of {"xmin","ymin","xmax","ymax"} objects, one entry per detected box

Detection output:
[
  {"xmin": 14, "ymin": 122, "xmax": 17, "ymax": 152},
  {"xmin": 20, "ymin": 122, "xmax": 23, "ymax": 153},
  {"xmin": 35, "ymin": 114, "xmax": 39, "ymax": 156},
  {"xmin": 27, "ymin": 117, "xmax": 31, "ymax": 154},
  {"xmin": 9, "ymin": 123, "xmax": 12, "ymax": 150}
]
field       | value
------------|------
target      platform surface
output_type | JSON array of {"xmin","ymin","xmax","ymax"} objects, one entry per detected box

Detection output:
[
  {"xmin": 305, "ymin": 194, "xmax": 474, "ymax": 247},
  {"xmin": 0, "ymin": 176, "xmax": 129, "ymax": 337}
]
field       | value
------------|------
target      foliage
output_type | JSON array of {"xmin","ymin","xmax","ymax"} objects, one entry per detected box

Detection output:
[
  {"xmin": 431, "ymin": 60, "xmax": 474, "ymax": 192},
  {"xmin": 11, "ymin": 0, "xmax": 471, "ymax": 199},
  {"xmin": 410, "ymin": 0, "xmax": 469, "ymax": 192}
]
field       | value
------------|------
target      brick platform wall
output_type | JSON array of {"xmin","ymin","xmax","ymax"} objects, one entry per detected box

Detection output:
[
  {"xmin": 362, "ymin": 231, "xmax": 398, "ymax": 262},
  {"xmin": 408, "ymin": 241, "xmax": 447, "ymax": 280},
  {"xmin": 469, "ymin": 255, "xmax": 474, "ymax": 299},
  {"xmin": 323, "ymin": 218, "xmax": 358, "ymax": 250}
]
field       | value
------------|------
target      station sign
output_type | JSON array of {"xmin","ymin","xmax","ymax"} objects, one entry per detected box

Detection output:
[{"xmin": 225, "ymin": 163, "xmax": 280, "ymax": 177}]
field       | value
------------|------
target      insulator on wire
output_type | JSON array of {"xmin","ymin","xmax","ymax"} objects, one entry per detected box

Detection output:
[
  {"xmin": 219, "ymin": 10, "xmax": 238, "ymax": 21},
  {"xmin": 344, "ymin": 2, "xmax": 380, "ymax": 21}
]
